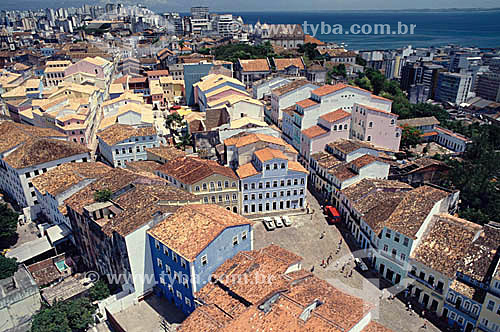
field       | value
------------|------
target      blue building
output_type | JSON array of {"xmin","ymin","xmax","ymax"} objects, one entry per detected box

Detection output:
[
  {"xmin": 147, "ymin": 204, "xmax": 252, "ymax": 315},
  {"xmin": 236, "ymin": 147, "xmax": 308, "ymax": 215},
  {"xmin": 444, "ymin": 279, "xmax": 482, "ymax": 331},
  {"xmin": 184, "ymin": 62, "xmax": 213, "ymax": 106},
  {"xmin": 183, "ymin": 62, "xmax": 233, "ymax": 106}
]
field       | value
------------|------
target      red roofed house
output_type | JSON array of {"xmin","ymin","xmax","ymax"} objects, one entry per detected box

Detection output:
[{"xmin": 236, "ymin": 58, "xmax": 271, "ymax": 88}]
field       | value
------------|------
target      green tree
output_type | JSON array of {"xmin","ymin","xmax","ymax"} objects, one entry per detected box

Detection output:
[
  {"xmin": 88, "ymin": 280, "xmax": 110, "ymax": 302},
  {"xmin": 93, "ymin": 189, "xmax": 113, "ymax": 203},
  {"xmin": 400, "ymin": 125, "xmax": 422, "ymax": 150},
  {"xmin": 354, "ymin": 76, "xmax": 372, "ymax": 91},
  {"xmin": 175, "ymin": 133, "xmax": 192, "ymax": 150},
  {"xmin": 298, "ymin": 43, "xmax": 322, "ymax": 61},
  {"xmin": 0, "ymin": 202, "xmax": 19, "ymax": 241},
  {"xmin": 0, "ymin": 255, "xmax": 18, "ymax": 279},
  {"xmin": 31, "ymin": 298, "xmax": 95, "ymax": 332}
]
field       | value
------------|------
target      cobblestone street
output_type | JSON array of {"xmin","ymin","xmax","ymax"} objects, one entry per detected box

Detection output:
[{"xmin": 254, "ymin": 190, "xmax": 442, "ymax": 332}]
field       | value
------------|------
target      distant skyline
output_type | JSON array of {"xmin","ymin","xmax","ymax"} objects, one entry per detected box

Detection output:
[{"xmin": 1, "ymin": 0, "xmax": 500, "ymax": 12}]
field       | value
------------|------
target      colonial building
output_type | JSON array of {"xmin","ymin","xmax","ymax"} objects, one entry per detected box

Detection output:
[
  {"xmin": 281, "ymin": 83, "xmax": 400, "ymax": 155},
  {"xmin": 65, "ymin": 168, "xmax": 200, "ymax": 301},
  {"xmin": 31, "ymin": 162, "xmax": 111, "ymax": 231},
  {"xmin": 339, "ymin": 179, "xmax": 459, "ymax": 285},
  {"xmin": 269, "ymin": 79, "xmax": 319, "ymax": 128},
  {"xmin": 148, "ymin": 204, "xmax": 252, "ymax": 314},
  {"xmin": 97, "ymin": 124, "xmax": 164, "ymax": 167},
  {"xmin": 156, "ymin": 156, "xmax": 240, "ymax": 213},
  {"xmin": 0, "ymin": 121, "xmax": 90, "ymax": 218},
  {"xmin": 236, "ymin": 147, "xmax": 308, "ymax": 215},
  {"xmin": 235, "ymin": 58, "xmax": 271, "ymax": 88}
]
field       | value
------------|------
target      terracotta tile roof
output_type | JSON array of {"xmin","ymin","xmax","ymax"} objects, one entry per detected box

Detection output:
[
  {"xmin": 224, "ymin": 133, "xmax": 292, "ymax": 151},
  {"xmin": 0, "ymin": 121, "xmax": 67, "ymax": 153},
  {"xmin": 146, "ymin": 70, "xmax": 169, "ymax": 77},
  {"xmin": 296, "ymin": 98, "xmax": 319, "ymax": 109},
  {"xmin": 328, "ymin": 139, "xmax": 376, "ymax": 155},
  {"xmin": 363, "ymin": 322, "xmax": 394, "ymax": 332},
  {"xmin": 341, "ymin": 178, "xmax": 412, "ymax": 203},
  {"xmin": 435, "ymin": 126, "xmax": 471, "ymax": 142},
  {"xmin": 97, "ymin": 123, "xmax": 156, "ymax": 146},
  {"xmin": 180, "ymin": 245, "xmax": 303, "ymax": 332},
  {"xmin": 273, "ymin": 57, "xmax": 305, "ymax": 71},
  {"xmin": 371, "ymin": 94, "xmax": 392, "ymax": 102},
  {"xmin": 328, "ymin": 163, "xmax": 357, "ymax": 181},
  {"xmin": 64, "ymin": 168, "xmax": 160, "ymax": 214},
  {"xmin": 302, "ymin": 125, "xmax": 327, "ymax": 139},
  {"xmin": 272, "ymin": 79, "xmax": 312, "ymax": 97},
  {"xmin": 236, "ymin": 162, "xmax": 259, "ymax": 179},
  {"xmin": 148, "ymin": 204, "xmax": 252, "ymax": 261},
  {"xmin": 125, "ymin": 160, "xmax": 163, "ymax": 175},
  {"xmin": 459, "ymin": 223, "xmax": 500, "ymax": 281},
  {"xmin": 304, "ymin": 34, "xmax": 325, "ymax": 45},
  {"xmin": 239, "ymin": 58, "xmax": 270, "ymax": 72},
  {"xmin": 288, "ymin": 161, "xmax": 309, "ymax": 174},
  {"xmin": 31, "ymin": 162, "xmax": 111, "ymax": 196},
  {"xmin": 421, "ymin": 131, "xmax": 438, "ymax": 137},
  {"xmin": 312, "ymin": 83, "xmax": 348, "ymax": 96},
  {"xmin": 397, "ymin": 116, "xmax": 440, "ymax": 128},
  {"xmin": 128, "ymin": 77, "xmax": 147, "ymax": 84},
  {"xmin": 312, "ymin": 83, "xmax": 379, "ymax": 98},
  {"xmin": 101, "ymin": 183, "xmax": 198, "ymax": 237},
  {"xmin": 384, "ymin": 185, "xmax": 451, "ymax": 239},
  {"xmin": 187, "ymin": 260, "xmax": 372, "ymax": 332},
  {"xmin": 449, "ymin": 279, "xmax": 481, "ymax": 299},
  {"xmin": 411, "ymin": 213, "xmax": 483, "ymax": 278},
  {"xmin": 353, "ymin": 191, "xmax": 407, "ymax": 235},
  {"xmin": 319, "ymin": 109, "xmax": 351, "ymax": 123},
  {"xmin": 254, "ymin": 148, "xmax": 287, "ymax": 162},
  {"xmin": 157, "ymin": 156, "xmax": 238, "ymax": 184},
  {"xmin": 349, "ymin": 154, "xmax": 378, "ymax": 169},
  {"xmin": 3, "ymin": 138, "xmax": 89, "ymax": 169},
  {"xmin": 145, "ymin": 146, "xmax": 186, "ymax": 162}
]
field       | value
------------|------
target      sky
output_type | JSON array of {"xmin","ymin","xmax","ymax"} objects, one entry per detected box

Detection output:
[{"xmin": 1, "ymin": 0, "xmax": 500, "ymax": 12}]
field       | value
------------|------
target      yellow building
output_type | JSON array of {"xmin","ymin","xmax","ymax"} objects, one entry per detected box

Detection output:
[{"xmin": 156, "ymin": 156, "xmax": 241, "ymax": 213}]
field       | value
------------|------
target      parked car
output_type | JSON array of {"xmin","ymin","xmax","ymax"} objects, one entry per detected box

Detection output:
[
  {"xmin": 282, "ymin": 216, "xmax": 292, "ymax": 227},
  {"xmin": 263, "ymin": 217, "xmax": 275, "ymax": 231},
  {"xmin": 354, "ymin": 258, "xmax": 369, "ymax": 271},
  {"xmin": 274, "ymin": 216, "xmax": 284, "ymax": 228}
]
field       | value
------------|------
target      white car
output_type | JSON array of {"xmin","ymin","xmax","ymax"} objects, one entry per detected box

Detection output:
[
  {"xmin": 263, "ymin": 217, "xmax": 275, "ymax": 231},
  {"xmin": 282, "ymin": 216, "xmax": 292, "ymax": 227},
  {"xmin": 274, "ymin": 216, "xmax": 284, "ymax": 228}
]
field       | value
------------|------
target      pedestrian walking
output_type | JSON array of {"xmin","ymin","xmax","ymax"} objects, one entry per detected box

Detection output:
[
  {"xmin": 310, "ymin": 265, "xmax": 315, "ymax": 272},
  {"xmin": 320, "ymin": 231, "xmax": 325, "ymax": 239}
]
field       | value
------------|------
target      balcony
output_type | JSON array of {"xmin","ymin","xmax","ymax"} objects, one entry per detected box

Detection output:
[
  {"xmin": 408, "ymin": 272, "xmax": 444, "ymax": 295},
  {"xmin": 445, "ymin": 298, "xmax": 479, "ymax": 319},
  {"xmin": 379, "ymin": 251, "xmax": 405, "ymax": 267}
]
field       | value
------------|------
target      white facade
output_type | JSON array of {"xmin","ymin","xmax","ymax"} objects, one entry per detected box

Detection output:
[
  {"xmin": 98, "ymin": 134, "xmax": 165, "ymax": 168},
  {"xmin": 0, "ymin": 154, "xmax": 90, "ymax": 219},
  {"xmin": 270, "ymin": 83, "xmax": 319, "ymax": 126}
]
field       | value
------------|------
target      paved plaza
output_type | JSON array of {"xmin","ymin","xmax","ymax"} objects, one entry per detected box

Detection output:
[{"xmin": 253, "ymin": 189, "xmax": 442, "ymax": 332}]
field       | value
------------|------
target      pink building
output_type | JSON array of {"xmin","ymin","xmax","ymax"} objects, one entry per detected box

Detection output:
[
  {"xmin": 64, "ymin": 57, "xmax": 112, "ymax": 81},
  {"xmin": 351, "ymin": 104, "xmax": 401, "ymax": 152},
  {"xmin": 300, "ymin": 109, "xmax": 351, "ymax": 164}
]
